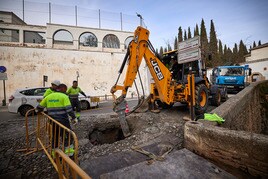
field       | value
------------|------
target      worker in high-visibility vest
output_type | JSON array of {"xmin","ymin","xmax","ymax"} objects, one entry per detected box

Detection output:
[
  {"xmin": 43, "ymin": 80, "xmax": 61, "ymax": 98},
  {"xmin": 66, "ymin": 80, "xmax": 87, "ymax": 121},
  {"xmin": 37, "ymin": 83, "xmax": 78, "ymax": 157}
]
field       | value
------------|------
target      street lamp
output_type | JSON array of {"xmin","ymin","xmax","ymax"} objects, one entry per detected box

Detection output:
[{"xmin": 136, "ymin": 13, "xmax": 143, "ymax": 27}]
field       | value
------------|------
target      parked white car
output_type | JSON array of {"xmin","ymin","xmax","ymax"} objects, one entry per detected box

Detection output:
[{"xmin": 8, "ymin": 87, "xmax": 99, "ymax": 116}]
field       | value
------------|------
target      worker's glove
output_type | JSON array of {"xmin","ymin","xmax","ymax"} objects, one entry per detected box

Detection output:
[{"xmin": 72, "ymin": 118, "xmax": 78, "ymax": 125}]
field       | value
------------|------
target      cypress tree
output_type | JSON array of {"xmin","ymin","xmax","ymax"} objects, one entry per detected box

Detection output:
[
  {"xmin": 222, "ymin": 44, "xmax": 228, "ymax": 64},
  {"xmin": 188, "ymin": 27, "xmax": 192, "ymax": 39},
  {"xmin": 184, "ymin": 30, "xmax": 187, "ymax": 41},
  {"xmin": 258, "ymin": 40, "xmax": 261, "ymax": 46},
  {"xmin": 253, "ymin": 41, "xmax": 256, "ymax": 48},
  {"xmin": 226, "ymin": 48, "xmax": 233, "ymax": 64},
  {"xmin": 178, "ymin": 27, "xmax": 183, "ymax": 42},
  {"xmin": 194, "ymin": 23, "xmax": 199, "ymax": 36},
  {"xmin": 167, "ymin": 43, "xmax": 172, "ymax": 51},
  {"xmin": 209, "ymin": 19, "xmax": 218, "ymax": 66},
  {"xmin": 238, "ymin": 40, "xmax": 247, "ymax": 63},
  {"xmin": 233, "ymin": 43, "xmax": 238, "ymax": 63},
  {"xmin": 164, "ymin": 47, "xmax": 168, "ymax": 53},
  {"xmin": 155, "ymin": 48, "xmax": 159, "ymax": 55},
  {"xmin": 159, "ymin": 46, "xmax": 164, "ymax": 58},
  {"xmin": 218, "ymin": 40, "xmax": 223, "ymax": 65},
  {"xmin": 174, "ymin": 36, "xmax": 178, "ymax": 50},
  {"xmin": 200, "ymin": 18, "xmax": 209, "ymax": 66}
]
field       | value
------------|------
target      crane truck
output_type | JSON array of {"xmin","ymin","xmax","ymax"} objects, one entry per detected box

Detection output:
[{"xmin": 110, "ymin": 26, "xmax": 227, "ymax": 137}]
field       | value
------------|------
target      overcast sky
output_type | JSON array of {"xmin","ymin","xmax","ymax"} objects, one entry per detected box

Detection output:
[{"xmin": 1, "ymin": 0, "xmax": 268, "ymax": 49}]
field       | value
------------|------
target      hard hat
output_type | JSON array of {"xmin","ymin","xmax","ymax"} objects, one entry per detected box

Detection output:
[{"xmin": 51, "ymin": 80, "xmax": 61, "ymax": 86}]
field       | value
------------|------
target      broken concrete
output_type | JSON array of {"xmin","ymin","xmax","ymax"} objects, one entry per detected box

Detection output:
[{"xmin": 99, "ymin": 149, "xmax": 235, "ymax": 179}]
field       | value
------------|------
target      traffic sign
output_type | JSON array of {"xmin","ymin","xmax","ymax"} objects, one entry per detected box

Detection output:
[
  {"xmin": 178, "ymin": 36, "xmax": 201, "ymax": 63},
  {"xmin": 178, "ymin": 48, "xmax": 200, "ymax": 64},
  {"xmin": 0, "ymin": 66, "xmax": 6, "ymax": 73},
  {"xmin": 0, "ymin": 73, "xmax": 7, "ymax": 80},
  {"xmin": 178, "ymin": 36, "xmax": 200, "ymax": 53}
]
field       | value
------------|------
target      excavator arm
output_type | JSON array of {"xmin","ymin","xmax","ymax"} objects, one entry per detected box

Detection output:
[
  {"xmin": 111, "ymin": 26, "xmax": 174, "ymax": 105},
  {"xmin": 110, "ymin": 27, "xmax": 175, "ymax": 137}
]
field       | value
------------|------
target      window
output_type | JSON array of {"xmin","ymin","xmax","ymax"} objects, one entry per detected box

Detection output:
[
  {"xmin": 20, "ymin": 88, "xmax": 48, "ymax": 96},
  {"xmin": 102, "ymin": 34, "xmax": 120, "ymax": 48},
  {"xmin": 79, "ymin": 32, "xmax": 98, "ymax": 47},
  {"xmin": 53, "ymin": 30, "xmax": 73, "ymax": 45},
  {"xmin": 0, "ymin": 28, "xmax": 19, "ymax": 42},
  {"xmin": 24, "ymin": 31, "xmax": 45, "ymax": 44},
  {"xmin": 124, "ymin": 36, "xmax": 133, "ymax": 49}
]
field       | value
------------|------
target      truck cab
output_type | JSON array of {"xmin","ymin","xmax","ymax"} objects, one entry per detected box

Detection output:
[{"xmin": 211, "ymin": 65, "xmax": 251, "ymax": 91}]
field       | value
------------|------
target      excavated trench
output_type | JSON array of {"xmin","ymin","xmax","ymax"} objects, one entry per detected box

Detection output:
[{"xmin": 88, "ymin": 126, "xmax": 125, "ymax": 145}]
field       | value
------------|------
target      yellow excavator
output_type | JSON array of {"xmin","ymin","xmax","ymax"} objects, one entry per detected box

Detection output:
[{"xmin": 111, "ymin": 26, "xmax": 224, "ymax": 137}]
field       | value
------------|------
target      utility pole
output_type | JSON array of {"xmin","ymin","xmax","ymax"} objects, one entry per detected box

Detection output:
[{"xmin": 76, "ymin": 71, "xmax": 79, "ymax": 83}]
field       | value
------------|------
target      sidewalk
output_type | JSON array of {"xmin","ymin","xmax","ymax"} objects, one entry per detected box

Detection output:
[{"xmin": 0, "ymin": 105, "xmax": 8, "ymax": 112}]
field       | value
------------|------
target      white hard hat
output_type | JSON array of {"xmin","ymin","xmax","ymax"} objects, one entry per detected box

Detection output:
[{"xmin": 51, "ymin": 80, "xmax": 61, "ymax": 86}]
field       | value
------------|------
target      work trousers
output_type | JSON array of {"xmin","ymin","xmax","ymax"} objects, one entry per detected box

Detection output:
[{"xmin": 51, "ymin": 118, "xmax": 73, "ymax": 148}]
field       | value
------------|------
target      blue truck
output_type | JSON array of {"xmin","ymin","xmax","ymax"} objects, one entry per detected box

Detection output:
[{"xmin": 211, "ymin": 65, "xmax": 252, "ymax": 92}]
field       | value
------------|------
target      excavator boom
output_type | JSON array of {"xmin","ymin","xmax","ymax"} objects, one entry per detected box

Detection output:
[
  {"xmin": 111, "ymin": 26, "xmax": 174, "ymax": 104},
  {"xmin": 111, "ymin": 26, "xmax": 175, "ymax": 137}
]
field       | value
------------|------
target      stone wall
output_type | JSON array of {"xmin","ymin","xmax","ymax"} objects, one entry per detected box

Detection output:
[
  {"xmin": 184, "ymin": 121, "xmax": 268, "ymax": 177},
  {"xmin": 212, "ymin": 80, "xmax": 268, "ymax": 134},
  {"xmin": 184, "ymin": 81, "xmax": 268, "ymax": 177},
  {"xmin": 0, "ymin": 46, "xmax": 149, "ymax": 100}
]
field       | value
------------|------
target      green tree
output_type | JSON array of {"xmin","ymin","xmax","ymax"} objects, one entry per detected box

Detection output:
[
  {"xmin": 209, "ymin": 19, "xmax": 218, "ymax": 66},
  {"xmin": 155, "ymin": 48, "xmax": 159, "ymax": 56},
  {"xmin": 167, "ymin": 43, "xmax": 172, "ymax": 51},
  {"xmin": 164, "ymin": 47, "xmax": 168, "ymax": 53},
  {"xmin": 258, "ymin": 40, "xmax": 262, "ymax": 46},
  {"xmin": 218, "ymin": 40, "xmax": 223, "ymax": 65},
  {"xmin": 174, "ymin": 36, "xmax": 178, "ymax": 50},
  {"xmin": 238, "ymin": 40, "xmax": 247, "ymax": 63},
  {"xmin": 226, "ymin": 48, "xmax": 233, "ymax": 64},
  {"xmin": 253, "ymin": 41, "xmax": 256, "ymax": 48},
  {"xmin": 200, "ymin": 18, "xmax": 209, "ymax": 66},
  {"xmin": 222, "ymin": 44, "xmax": 228, "ymax": 65},
  {"xmin": 178, "ymin": 27, "xmax": 183, "ymax": 42},
  {"xmin": 194, "ymin": 23, "xmax": 199, "ymax": 36},
  {"xmin": 232, "ymin": 43, "xmax": 238, "ymax": 63},
  {"xmin": 184, "ymin": 30, "xmax": 187, "ymax": 41},
  {"xmin": 188, "ymin": 27, "xmax": 192, "ymax": 39},
  {"xmin": 159, "ymin": 46, "xmax": 164, "ymax": 58}
]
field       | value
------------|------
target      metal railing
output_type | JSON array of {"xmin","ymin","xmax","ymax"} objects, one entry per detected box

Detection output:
[
  {"xmin": 94, "ymin": 94, "xmax": 114, "ymax": 101},
  {"xmin": 0, "ymin": 0, "xmax": 139, "ymax": 31},
  {"xmin": 18, "ymin": 109, "xmax": 79, "ymax": 169},
  {"xmin": 55, "ymin": 149, "xmax": 91, "ymax": 179}
]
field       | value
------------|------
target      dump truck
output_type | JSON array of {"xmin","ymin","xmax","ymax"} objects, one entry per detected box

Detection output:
[{"xmin": 211, "ymin": 65, "xmax": 252, "ymax": 92}]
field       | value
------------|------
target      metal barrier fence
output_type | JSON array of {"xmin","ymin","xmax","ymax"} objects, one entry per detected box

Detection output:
[
  {"xmin": 55, "ymin": 149, "xmax": 91, "ymax": 179},
  {"xmin": 95, "ymin": 94, "xmax": 114, "ymax": 101},
  {"xmin": 18, "ymin": 109, "xmax": 79, "ymax": 170},
  {"xmin": 0, "ymin": 0, "xmax": 140, "ymax": 31}
]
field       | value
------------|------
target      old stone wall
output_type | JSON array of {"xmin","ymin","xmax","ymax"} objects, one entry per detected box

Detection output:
[
  {"xmin": 212, "ymin": 81, "xmax": 268, "ymax": 134},
  {"xmin": 0, "ymin": 45, "xmax": 149, "ymax": 100},
  {"xmin": 184, "ymin": 81, "xmax": 268, "ymax": 177},
  {"xmin": 184, "ymin": 121, "xmax": 268, "ymax": 177}
]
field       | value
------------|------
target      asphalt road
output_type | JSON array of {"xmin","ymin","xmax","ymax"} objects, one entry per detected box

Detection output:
[
  {"xmin": 0, "ymin": 94, "xmax": 236, "ymax": 121},
  {"xmin": 0, "ymin": 99, "xmax": 140, "ymax": 121}
]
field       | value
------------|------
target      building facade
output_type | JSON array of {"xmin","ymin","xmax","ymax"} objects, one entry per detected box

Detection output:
[{"xmin": 0, "ymin": 11, "xmax": 150, "ymax": 102}]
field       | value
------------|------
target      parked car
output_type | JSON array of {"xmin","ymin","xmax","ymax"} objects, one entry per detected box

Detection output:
[{"xmin": 8, "ymin": 87, "xmax": 99, "ymax": 116}]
